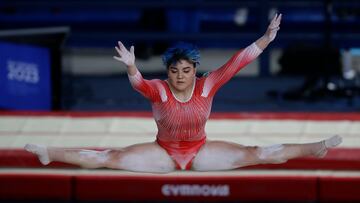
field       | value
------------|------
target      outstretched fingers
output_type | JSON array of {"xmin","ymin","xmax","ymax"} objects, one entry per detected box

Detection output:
[
  {"xmin": 275, "ymin": 13, "xmax": 282, "ymax": 26},
  {"xmin": 114, "ymin": 41, "xmax": 128, "ymax": 62},
  {"xmin": 264, "ymin": 13, "xmax": 282, "ymax": 42},
  {"xmin": 113, "ymin": 55, "xmax": 122, "ymax": 61},
  {"xmin": 277, "ymin": 13, "xmax": 282, "ymax": 24},
  {"xmin": 130, "ymin": 45, "xmax": 135, "ymax": 55},
  {"xmin": 113, "ymin": 46, "xmax": 124, "ymax": 62},
  {"xmin": 117, "ymin": 41, "xmax": 125, "ymax": 50},
  {"xmin": 113, "ymin": 41, "xmax": 136, "ymax": 66},
  {"xmin": 115, "ymin": 41, "xmax": 126, "ymax": 54},
  {"xmin": 270, "ymin": 13, "xmax": 282, "ymax": 29}
]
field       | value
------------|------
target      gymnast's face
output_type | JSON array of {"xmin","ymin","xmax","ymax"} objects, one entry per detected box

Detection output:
[{"xmin": 167, "ymin": 59, "xmax": 196, "ymax": 93}]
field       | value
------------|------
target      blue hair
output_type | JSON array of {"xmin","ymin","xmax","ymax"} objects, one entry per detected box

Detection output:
[{"xmin": 162, "ymin": 42, "xmax": 200, "ymax": 69}]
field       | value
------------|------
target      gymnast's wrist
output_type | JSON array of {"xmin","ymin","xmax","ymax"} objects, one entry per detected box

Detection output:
[{"xmin": 261, "ymin": 35, "xmax": 272, "ymax": 43}]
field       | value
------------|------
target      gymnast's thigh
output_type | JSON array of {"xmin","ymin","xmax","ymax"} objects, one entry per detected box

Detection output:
[
  {"xmin": 192, "ymin": 140, "xmax": 260, "ymax": 171},
  {"xmin": 106, "ymin": 141, "xmax": 176, "ymax": 173}
]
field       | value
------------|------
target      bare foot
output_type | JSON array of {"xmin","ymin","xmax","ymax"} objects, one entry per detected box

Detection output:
[
  {"xmin": 24, "ymin": 144, "xmax": 51, "ymax": 165},
  {"xmin": 315, "ymin": 135, "xmax": 342, "ymax": 158}
]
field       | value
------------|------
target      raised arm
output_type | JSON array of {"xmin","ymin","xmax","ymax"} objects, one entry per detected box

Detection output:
[
  {"xmin": 114, "ymin": 41, "xmax": 160, "ymax": 101},
  {"xmin": 201, "ymin": 14, "xmax": 282, "ymax": 98}
]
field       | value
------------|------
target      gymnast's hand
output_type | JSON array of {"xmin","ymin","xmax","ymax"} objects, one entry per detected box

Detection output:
[
  {"xmin": 114, "ymin": 41, "xmax": 135, "ymax": 67},
  {"xmin": 264, "ymin": 13, "xmax": 282, "ymax": 42}
]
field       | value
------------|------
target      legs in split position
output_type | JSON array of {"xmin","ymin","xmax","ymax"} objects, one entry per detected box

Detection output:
[
  {"xmin": 25, "ymin": 135, "xmax": 342, "ymax": 172},
  {"xmin": 192, "ymin": 135, "xmax": 342, "ymax": 171}
]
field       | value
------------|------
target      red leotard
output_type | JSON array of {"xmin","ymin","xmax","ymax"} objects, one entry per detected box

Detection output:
[{"xmin": 128, "ymin": 43, "xmax": 262, "ymax": 170}]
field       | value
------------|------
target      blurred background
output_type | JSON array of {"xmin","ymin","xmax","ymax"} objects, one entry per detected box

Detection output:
[{"xmin": 1, "ymin": 0, "xmax": 360, "ymax": 112}]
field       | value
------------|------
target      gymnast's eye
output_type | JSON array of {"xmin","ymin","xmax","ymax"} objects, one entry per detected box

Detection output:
[{"xmin": 183, "ymin": 67, "xmax": 191, "ymax": 73}]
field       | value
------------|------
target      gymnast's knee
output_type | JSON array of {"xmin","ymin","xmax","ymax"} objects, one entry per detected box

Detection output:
[
  {"xmin": 102, "ymin": 149, "xmax": 126, "ymax": 169},
  {"xmin": 254, "ymin": 144, "xmax": 288, "ymax": 164},
  {"xmin": 79, "ymin": 149, "xmax": 114, "ymax": 169}
]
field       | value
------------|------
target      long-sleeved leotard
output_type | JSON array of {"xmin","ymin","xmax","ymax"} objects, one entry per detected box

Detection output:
[{"xmin": 128, "ymin": 43, "xmax": 262, "ymax": 169}]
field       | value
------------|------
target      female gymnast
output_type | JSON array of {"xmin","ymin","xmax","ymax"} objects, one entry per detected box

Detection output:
[{"xmin": 25, "ymin": 14, "xmax": 342, "ymax": 173}]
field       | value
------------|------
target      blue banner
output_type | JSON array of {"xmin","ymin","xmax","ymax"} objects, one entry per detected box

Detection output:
[{"xmin": 0, "ymin": 41, "xmax": 51, "ymax": 110}]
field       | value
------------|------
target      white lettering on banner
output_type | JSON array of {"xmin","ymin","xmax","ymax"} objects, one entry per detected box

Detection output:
[
  {"xmin": 161, "ymin": 184, "xmax": 230, "ymax": 197},
  {"xmin": 7, "ymin": 60, "xmax": 40, "ymax": 84}
]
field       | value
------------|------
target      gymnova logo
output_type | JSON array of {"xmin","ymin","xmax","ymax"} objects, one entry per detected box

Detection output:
[{"xmin": 161, "ymin": 184, "xmax": 230, "ymax": 197}]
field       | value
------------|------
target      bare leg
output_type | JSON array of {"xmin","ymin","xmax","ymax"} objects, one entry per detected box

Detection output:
[
  {"xmin": 24, "ymin": 145, "xmax": 112, "ymax": 168},
  {"xmin": 192, "ymin": 135, "xmax": 342, "ymax": 171},
  {"xmin": 25, "ymin": 142, "xmax": 176, "ymax": 173},
  {"xmin": 256, "ymin": 135, "xmax": 342, "ymax": 162}
]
